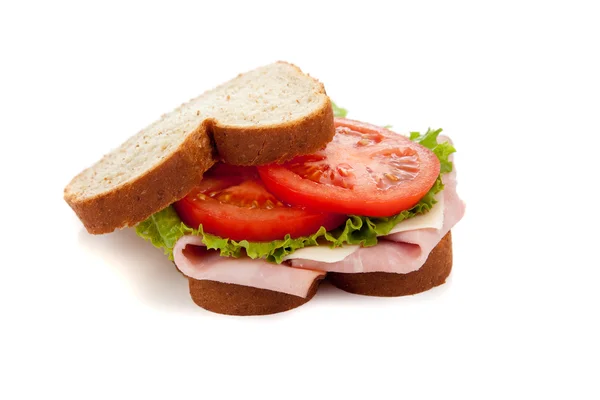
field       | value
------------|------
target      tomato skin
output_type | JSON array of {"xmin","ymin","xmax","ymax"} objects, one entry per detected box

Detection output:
[
  {"xmin": 258, "ymin": 167, "xmax": 420, "ymax": 217},
  {"xmin": 257, "ymin": 118, "xmax": 440, "ymax": 217},
  {"xmin": 173, "ymin": 165, "xmax": 346, "ymax": 242},
  {"xmin": 174, "ymin": 196, "xmax": 346, "ymax": 241}
]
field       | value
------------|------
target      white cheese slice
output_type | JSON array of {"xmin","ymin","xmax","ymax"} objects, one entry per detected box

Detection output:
[
  {"xmin": 282, "ymin": 245, "xmax": 361, "ymax": 263},
  {"xmin": 282, "ymin": 191, "xmax": 445, "ymax": 263},
  {"xmin": 387, "ymin": 192, "xmax": 445, "ymax": 234}
]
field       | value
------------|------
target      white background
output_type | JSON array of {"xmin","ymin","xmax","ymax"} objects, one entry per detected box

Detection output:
[{"xmin": 1, "ymin": 1, "xmax": 599, "ymax": 399}]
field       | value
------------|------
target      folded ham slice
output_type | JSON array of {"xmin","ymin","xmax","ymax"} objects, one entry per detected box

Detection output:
[{"xmin": 173, "ymin": 236, "xmax": 325, "ymax": 298}]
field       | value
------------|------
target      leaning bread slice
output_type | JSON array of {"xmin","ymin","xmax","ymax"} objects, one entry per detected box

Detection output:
[
  {"xmin": 65, "ymin": 62, "xmax": 334, "ymax": 234},
  {"xmin": 328, "ymin": 232, "xmax": 453, "ymax": 296}
]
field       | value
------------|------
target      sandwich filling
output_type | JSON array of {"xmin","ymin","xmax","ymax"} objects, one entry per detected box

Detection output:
[{"xmin": 136, "ymin": 109, "xmax": 465, "ymax": 297}]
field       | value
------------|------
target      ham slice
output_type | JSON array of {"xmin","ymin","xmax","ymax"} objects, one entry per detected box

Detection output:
[
  {"xmin": 289, "ymin": 156, "xmax": 465, "ymax": 274},
  {"xmin": 173, "ymin": 236, "xmax": 325, "ymax": 298}
]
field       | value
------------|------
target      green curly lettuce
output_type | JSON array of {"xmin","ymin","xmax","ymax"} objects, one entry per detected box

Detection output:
[
  {"xmin": 136, "ymin": 126, "xmax": 455, "ymax": 264},
  {"xmin": 331, "ymin": 101, "xmax": 348, "ymax": 118}
]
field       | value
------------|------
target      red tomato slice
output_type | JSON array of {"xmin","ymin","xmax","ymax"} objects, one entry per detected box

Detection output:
[
  {"xmin": 173, "ymin": 164, "xmax": 346, "ymax": 241},
  {"xmin": 257, "ymin": 118, "xmax": 440, "ymax": 217}
]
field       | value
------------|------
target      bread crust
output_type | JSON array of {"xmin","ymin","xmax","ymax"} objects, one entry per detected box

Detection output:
[
  {"xmin": 64, "ymin": 122, "xmax": 216, "ymax": 234},
  {"xmin": 213, "ymin": 61, "xmax": 334, "ymax": 165},
  {"xmin": 213, "ymin": 97, "xmax": 334, "ymax": 165},
  {"xmin": 188, "ymin": 275, "xmax": 323, "ymax": 316},
  {"xmin": 328, "ymin": 232, "xmax": 453, "ymax": 297}
]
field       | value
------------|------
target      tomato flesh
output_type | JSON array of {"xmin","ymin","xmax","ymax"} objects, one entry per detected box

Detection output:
[
  {"xmin": 257, "ymin": 118, "xmax": 440, "ymax": 217},
  {"xmin": 173, "ymin": 164, "xmax": 346, "ymax": 241}
]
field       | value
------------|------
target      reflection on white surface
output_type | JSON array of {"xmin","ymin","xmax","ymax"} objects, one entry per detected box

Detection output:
[{"xmin": 77, "ymin": 227, "xmax": 196, "ymax": 312}]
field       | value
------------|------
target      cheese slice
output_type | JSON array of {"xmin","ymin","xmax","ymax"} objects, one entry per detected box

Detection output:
[
  {"xmin": 387, "ymin": 192, "xmax": 445, "ymax": 234},
  {"xmin": 283, "ymin": 245, "xmax": 361, "ymax": 263},
  {"xmin": 282, "ymin": 191, "xmax": 445, "ymax": 263}
]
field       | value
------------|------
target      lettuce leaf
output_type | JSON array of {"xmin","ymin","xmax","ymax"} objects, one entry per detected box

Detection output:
[
  {"xmin": 331, "ymin": 101, "xmax": 348, "ymax": 118},
  {"xmin": 136, "ymin": 127, "xmax": 455, "ymax": 263},
  {"xmin": 410, "ymin": 128, "xmax": 455, "ymax": 174}
]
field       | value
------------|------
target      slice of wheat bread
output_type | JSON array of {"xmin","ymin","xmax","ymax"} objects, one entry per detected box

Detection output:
[
  {"xmin": 328, "ymin": 231, "xmax": 453, "ymax": 297},
  {"xmin": 188, "ymin": 275, "xmax": 324, "ymax": 316},
  {"xmin": 65, "ymin": 62, "xmax": 334, "ymax": 234}
]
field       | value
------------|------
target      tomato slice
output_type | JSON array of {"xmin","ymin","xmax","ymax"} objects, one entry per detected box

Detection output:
[
  {"xmin": 257, "ymin": 118, "xmax": 440, "ymax": 217},
  {"xmin": 173, "ymin": 164, "xmax": 346, "ymax": 241}
]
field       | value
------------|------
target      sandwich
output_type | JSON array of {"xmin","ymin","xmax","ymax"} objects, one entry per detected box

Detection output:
[{"xmin": 65, "ymin": 61, "xmax": 465, "ymax": 316}]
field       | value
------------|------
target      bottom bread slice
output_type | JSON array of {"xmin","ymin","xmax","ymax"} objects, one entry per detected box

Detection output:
[
  {"xmin": 328, "ymin": 231, "xmax": 453, "ymax": 297},
  {"xmin": 188, "ymin": 275, "xmax": 324, "ymax": 316}
]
